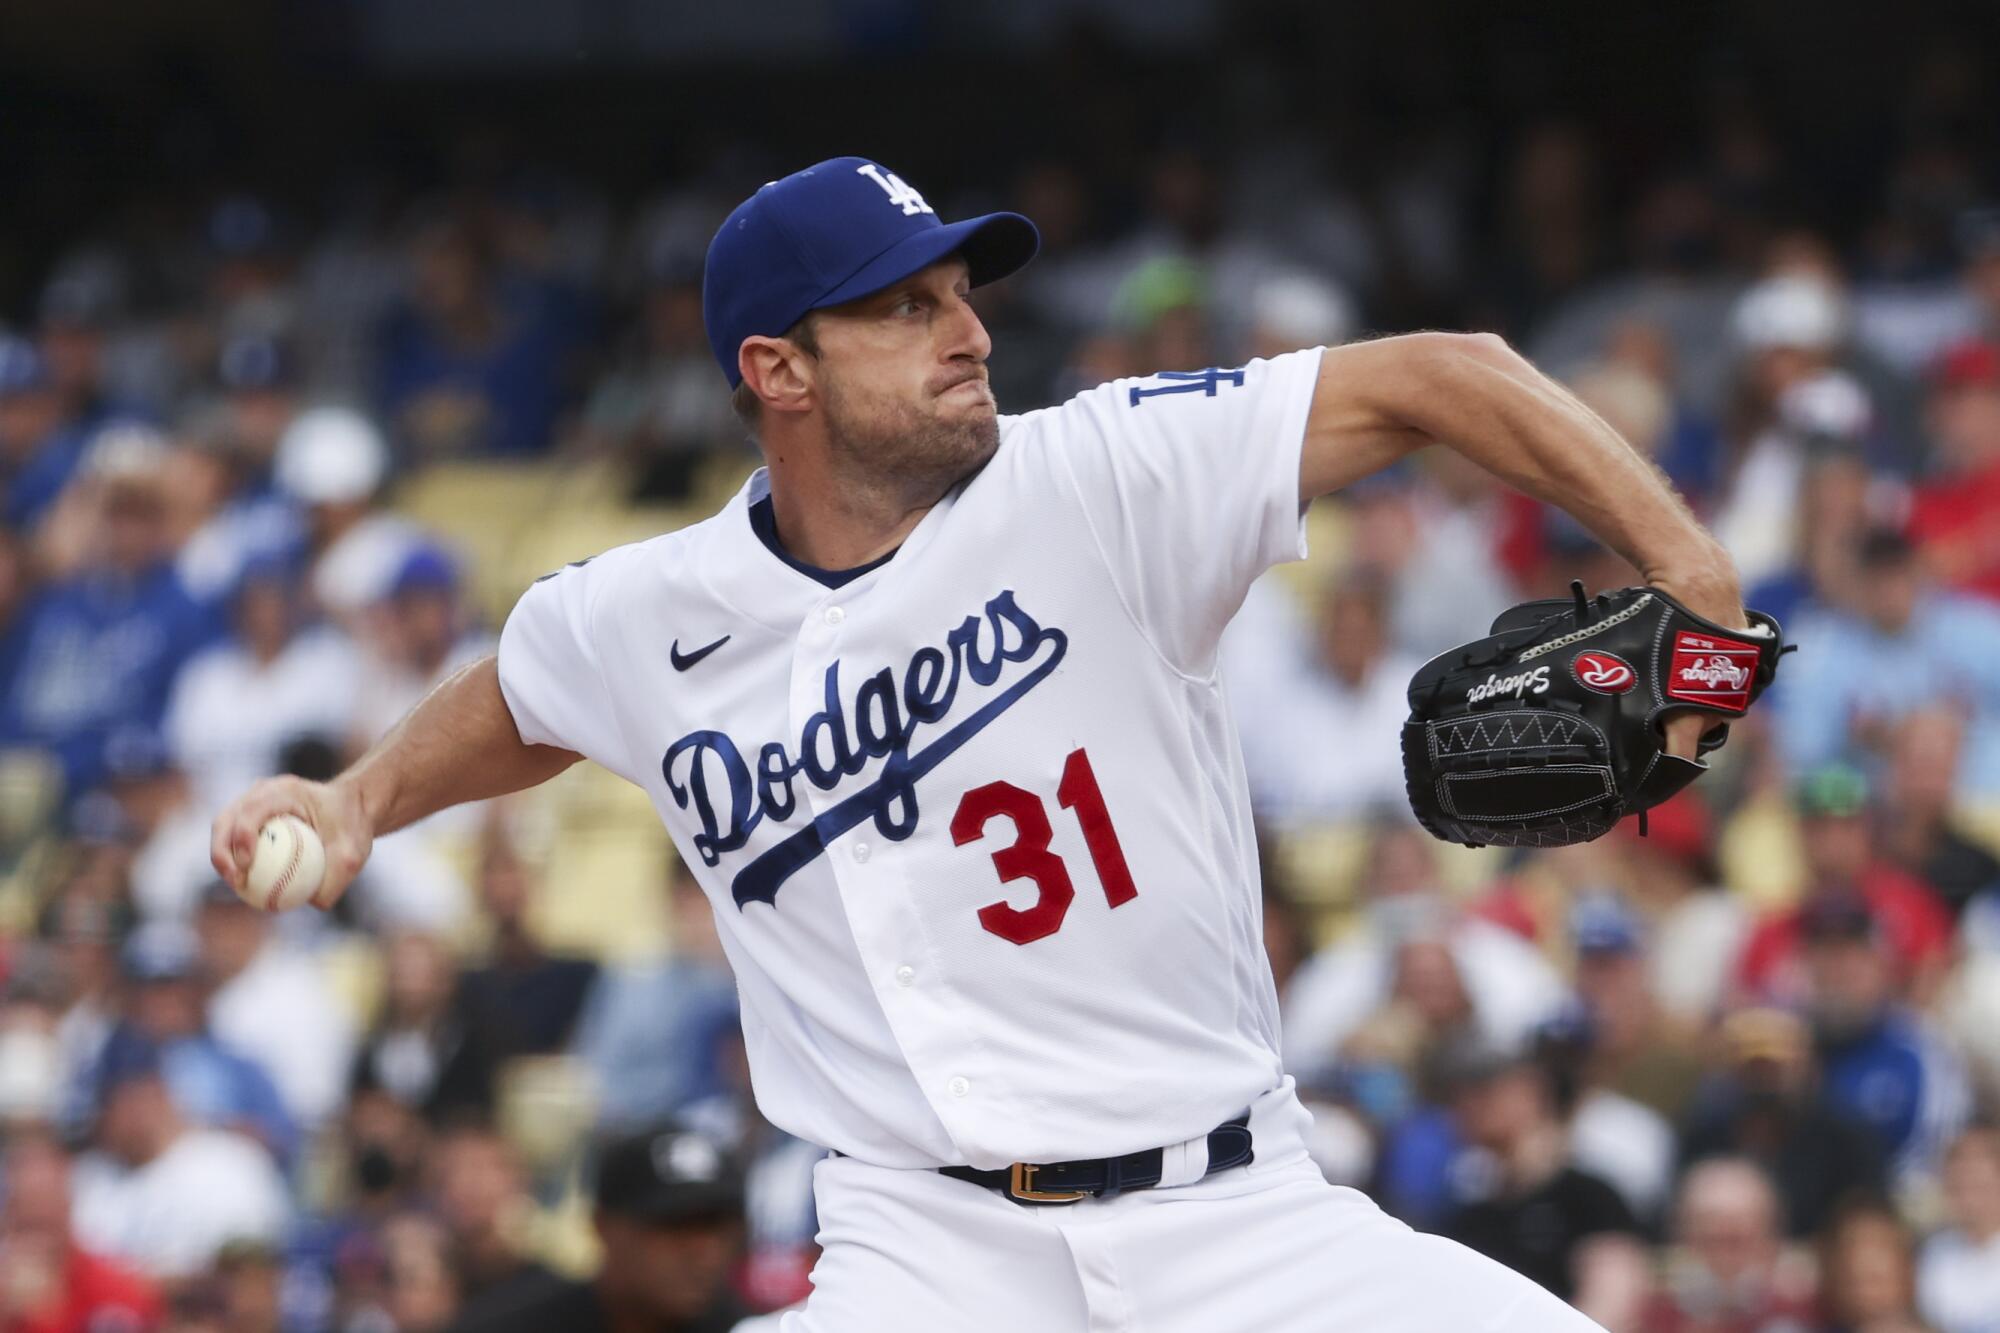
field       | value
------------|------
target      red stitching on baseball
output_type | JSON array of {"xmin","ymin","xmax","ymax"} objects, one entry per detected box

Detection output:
[{"xmin": 265, "ymin": 822, "xmax": 303, "ymax": 912}]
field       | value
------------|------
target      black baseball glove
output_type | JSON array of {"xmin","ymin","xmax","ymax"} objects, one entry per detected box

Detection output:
[{"xmin": 1400, "ymin": 584, "xmax": 1786, "ymax": 848}]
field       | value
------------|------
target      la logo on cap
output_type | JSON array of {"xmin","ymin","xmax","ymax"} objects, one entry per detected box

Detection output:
[{"xmin": 856, "ymin": 163, "xmax": 934, "ymax": 216}]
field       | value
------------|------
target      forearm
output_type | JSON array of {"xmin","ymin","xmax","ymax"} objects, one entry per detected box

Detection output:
[
  {"xmin": 1305, "ymin": 333, "xmax": 1738, "ymax": 602},
  {"xmin": 340, "ymin": 655, "xmax": 579, "ymax": 836},
  {"xmin": 1394, "ymin": 334, "xmax": 1733, "ymax": 594}
]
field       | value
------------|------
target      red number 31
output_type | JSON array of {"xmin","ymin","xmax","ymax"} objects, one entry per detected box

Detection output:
[{"xmin": 949, "ymin": 747, "xmax": 1139, "ymax": 945}]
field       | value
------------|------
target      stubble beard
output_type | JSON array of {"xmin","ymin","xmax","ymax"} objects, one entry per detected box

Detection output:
[{"xmin": 822, "ymin": 377, "xmax": 1001, "ymax": 510}]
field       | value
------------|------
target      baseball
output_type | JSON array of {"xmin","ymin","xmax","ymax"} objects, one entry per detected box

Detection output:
[{"xmin": 241, "ymin": 815, "xmax": 326, "ymax": 912}]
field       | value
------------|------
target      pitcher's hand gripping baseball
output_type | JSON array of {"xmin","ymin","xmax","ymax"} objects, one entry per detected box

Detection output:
[{"xmin": 211, "ymin": 773, "xmax": 373, "ymax": 911}]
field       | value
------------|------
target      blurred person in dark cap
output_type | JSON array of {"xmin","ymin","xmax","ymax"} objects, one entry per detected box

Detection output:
[
  {"xmin": 1640, "ymin": 1156, "xmax": 1817, "ymax": 1333},
  {"xmin": 36, "ymin": 262, "xmax": 122, "ymax": 427},
  {"xmin": 1735, "ymin": 765, "xmax": 1953, "ymax": 1007},
  {"xmin": 1777, "ymin": 525, "xmax": 2000, "ymax": 800},
  {"xmin": 1795, "ymin": 890, "xmax": 1971, "ymax": 1186},
  {"xmin": 377, "ymin": 212, "xmax": 578, "ymax": 459},
  {"xmin": 201, "ymin": 195, "xmax": 299, "ymax": 346},
  {"xmin": 0, "ymin": 1129, "xmax": 163, "ymax": 1332},
  {"xmin": 174, "ymin": 334, "xmax": 309, "ymax": 608},
  {"xmin": 450, "ymin": 1122, "xmax": 751, "ymax": 1333},
  {"xmin": 350, "ymin": 543, "xmax": 489, "ymax": 748},
  {"xmin": 1567, "ymin": 890, "xmax": 1703, "ymax": 1117},
  {"xmin": 1679, "ymin": 1007, "xmax": 1887, "ymax": 1238},
  {"xmin": 1433, "ymin": 1033, "xmax": 1651, "ymax": 1331},
  {"xmin": 0, "ymin": 334, "xmax": 91, "ymax": 533},
  {"xmin": 0, "ymin": 424, "xmax": 214, "ymax": 801},
  {"xmin": 1531, "ymin": 993, "xmax": 1675, "ymax": 1225},
  {"xmin": 577, "ymin": 245, "xmax": 741, "ymax": 501},
  {"xmin": 1908, "ymin": 337, "xmax": 2000, "ymax": 600},
  {"xmin": 69, "ymin": 1028, "xmax": 288, "ymax": 1283}
]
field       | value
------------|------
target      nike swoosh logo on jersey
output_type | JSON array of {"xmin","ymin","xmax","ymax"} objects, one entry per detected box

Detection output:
[
  {"xmin": 670, "ymin": 635, "xmax": 731, "ymax": 671},
  {"xmin": 659, "ymin": 589, "xmax": 1066, "ymax": 909}
]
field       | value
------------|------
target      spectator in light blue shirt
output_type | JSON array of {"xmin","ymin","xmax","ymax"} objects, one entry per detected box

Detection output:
[
  {"xmin": 1778, "ymin": 527, "xmax": 2000, "ymax": 799},
  {"xmin": 99, "ymin": 923, "xmax": 299, "ymax": 1168},
  {"xmin": 0, "ymin": 424, "xmax": 216, "ymax": 800},
  {"xmin": 573, "ymin": 866, "xmax": 742, "ymax": 1131}
]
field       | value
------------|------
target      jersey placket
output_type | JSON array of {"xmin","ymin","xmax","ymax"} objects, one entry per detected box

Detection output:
[{"xmin": 785, "ymin": 585, "xmax": 996, "ymax": 1161}]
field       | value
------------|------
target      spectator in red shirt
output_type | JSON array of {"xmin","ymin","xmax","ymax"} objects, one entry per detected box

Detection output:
[
  {"xmin": 0, "ymin": 1131, "xmax": 160, "ymax": 1333},
  {"xmin": 1909, "ymin": 338, "xmax": 2000, "ymax": 601},
  {"xmin": 1735, "ymin": 765, "xmax": 1954, "ymax": 1005}
]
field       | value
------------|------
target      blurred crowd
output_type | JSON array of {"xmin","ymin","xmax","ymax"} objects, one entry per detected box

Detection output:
[{"xmin": 2, "ymin": 41, "xmax": 2000, "ymax": 1333}]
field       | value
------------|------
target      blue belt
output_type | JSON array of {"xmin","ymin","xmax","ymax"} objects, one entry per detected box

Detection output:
[{"xmin": 939, "ymin": 1113, "xmax": 1253, "ymax": 1205}]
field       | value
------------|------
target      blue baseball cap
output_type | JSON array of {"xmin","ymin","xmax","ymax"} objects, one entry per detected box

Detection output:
[
  {"xmin": 0, "ymin": 335, "xmax": 48, "ymax": 396},
  {"xmin": 703, "ymin": 157, "xmax": 1039, "ymax": 388},
  {"xmin": 1570, "ymin": 893, "xmax": 1643, "ymax": 956},
  {"xmin": 217, "ymin": 333, "xmax": 296, "ymax": 392}
]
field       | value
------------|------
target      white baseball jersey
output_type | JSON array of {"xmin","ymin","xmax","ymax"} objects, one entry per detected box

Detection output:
[{"xmin": 498, "ymin": 348, "xmax": 1324, "ymax": 1171}]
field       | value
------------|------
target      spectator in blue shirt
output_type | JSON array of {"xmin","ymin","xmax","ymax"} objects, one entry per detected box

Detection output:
[
  {"xmin": 101, "ymin": 923, "xmax": 299, "ymax": 1167},
  {"xmin": 37, "ymin": 266, "xmax": 121, "ymax": 428},
  {"xmin": 573, "ymin": 866, "xmax": 742, "ymax": 1131},
  {"xmin": 0, "ymin": 334, "xmax": 90, "ymax": 530},
  {"xmin": 0, "ymin": 424, "xmax": 215, "ymax": 799},
  {"xmin": 1801, "ymin": 891, "xmax": 1971, "ymax": 1185},
  {"xmin": 1778, "ymin": 527, "xmax": 2000, "ymax": 799},
  {"xmin": 175, "ymin": 334, "xmax": 307, "ymax": 606},
  {"xmin": 377, "ymin": 214, "xmax": 578, "ymax": 458}
]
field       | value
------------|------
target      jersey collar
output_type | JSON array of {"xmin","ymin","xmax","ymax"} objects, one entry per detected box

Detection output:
[{"xmin": 695, "ymin": 468, "xmax": 959, "ymax": 631}]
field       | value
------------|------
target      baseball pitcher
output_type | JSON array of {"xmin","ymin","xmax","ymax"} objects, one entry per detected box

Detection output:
[{"xmin": 214, "ymin": 158, "xmax": 1762, "ymax": 1331}]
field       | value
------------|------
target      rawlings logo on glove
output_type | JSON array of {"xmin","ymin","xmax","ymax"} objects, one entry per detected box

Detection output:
[{"xmin": 1400, "ymin": 584, "xmax": 1788, "ymax": 849}]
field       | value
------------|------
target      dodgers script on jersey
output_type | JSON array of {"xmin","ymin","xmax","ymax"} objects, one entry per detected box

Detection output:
[{"xmin": 498, "ymin": 349, "xmax": 1323, "ymax": 1171}]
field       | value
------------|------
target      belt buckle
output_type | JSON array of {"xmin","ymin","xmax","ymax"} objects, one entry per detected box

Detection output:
[{"xmin": 1009, "ymin": 1162, "xmax": 1087, "ymax": 1204}]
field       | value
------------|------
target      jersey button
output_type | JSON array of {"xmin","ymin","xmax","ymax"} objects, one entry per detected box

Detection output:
[
  {"xmin": 894, "ymin": 965, "xmax": 916, "ymax": 988},
  {"xmin": 852, "ymin": 842, "xmax": 871, "ymax": 863},
  {"xmin": 947, "ymin": 1076, "xmax": 971, "ymax": 1099},
  {"xmin": 823, "ymin": 606, "xmax": 845, "ymax": 626}
]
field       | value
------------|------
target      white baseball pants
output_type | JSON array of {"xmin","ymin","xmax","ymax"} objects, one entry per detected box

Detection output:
[{"xmin": 776, "ymin": 1079, "xmax": 1607, "ymax": 1332}]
